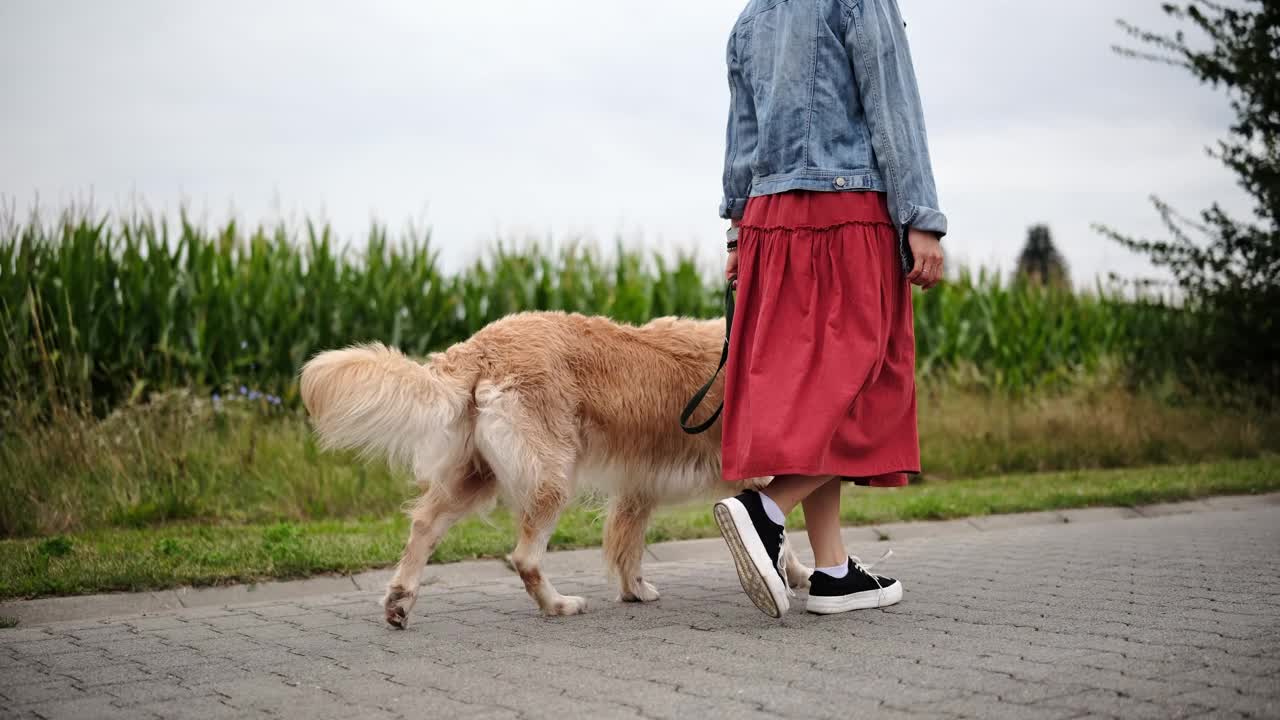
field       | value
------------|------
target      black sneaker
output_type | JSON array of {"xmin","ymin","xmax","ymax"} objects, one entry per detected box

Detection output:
[
  {"xmin": 713, "ymin": 490, "xmax": 790, "ymax": 618},
  {"xmin": 806, "ymin": 553, "xmax": 903, "ymax": 614}
]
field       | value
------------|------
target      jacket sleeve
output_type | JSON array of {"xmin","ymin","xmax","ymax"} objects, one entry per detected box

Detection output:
[
  {"xmin": 846, "ymin": 0, "xmax": 947, "ymax": 238},
  {"xmin": 719, "ymin": 30, "xmax": 758, "ymax": 220}
]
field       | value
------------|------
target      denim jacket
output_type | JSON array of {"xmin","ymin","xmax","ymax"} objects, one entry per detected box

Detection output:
[{"xmin": 720, "ymin": 0, "xmax": 946, "ymax": 268}]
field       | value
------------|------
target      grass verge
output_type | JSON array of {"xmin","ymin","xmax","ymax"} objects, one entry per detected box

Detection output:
[
  {"xmin": 5, "ymin": 381, "xmax": 1276, "ymax": 538},
  {"xmin": 1, "ymin": 456, "xmax": 1275, "ymax": 601}
]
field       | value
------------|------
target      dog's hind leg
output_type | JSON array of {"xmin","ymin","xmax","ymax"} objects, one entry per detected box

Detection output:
[
  {"xmin": 383, "ymin": 466, "xmax": 495, "ymax": 629},
  {"xmin": 509, "ymin": 478, "xmax": 587, "ymax": 616},
  {"xmin": 474, "ymin": 381, "xmax": 586, "ymax": 616},
  {"xmin": 604, "ymin": 494, "xmax": 660, "ymax": 602}
]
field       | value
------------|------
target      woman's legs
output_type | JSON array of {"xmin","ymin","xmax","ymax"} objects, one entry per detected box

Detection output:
[
  {"xmin": 761, "ymin": 474, "xmax": 848, "ymax": 569},
  {"xmin": 758, "ymin": 474, "xmax": 833, "ymax": 514}
]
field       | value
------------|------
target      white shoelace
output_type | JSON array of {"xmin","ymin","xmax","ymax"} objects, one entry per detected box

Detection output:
[
  {"xmin": 777, "ymin": 533, "xmax": 797, "ymax": 598},
  {"xmin": 851, "ymin": 549, "xmax": 894, "ymax": 604}
]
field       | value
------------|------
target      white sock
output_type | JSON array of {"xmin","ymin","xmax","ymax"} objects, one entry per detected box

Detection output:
[
  {"xmin": 758, "ymin": 492, "xmax": 787, "ymax": 526},
  {"xmin": 816, "ymin": 559, "xmax": 850, "ymax": 579}
]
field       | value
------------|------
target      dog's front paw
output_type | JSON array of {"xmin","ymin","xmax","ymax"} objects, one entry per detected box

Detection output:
[
  {"xmin": 383, "ymin": 585, "xmax": 417, "ymax": 629},
  {"xmin": 544, "ymin": 595, "xmax": 588, "ymax": 617},
  {"xmin": 788, "ymin": 569, "xmax": 813, "ymax": 591},
  {"xmin": 619, "ymin": 579, "xmax": 660, "ymax": 603}
]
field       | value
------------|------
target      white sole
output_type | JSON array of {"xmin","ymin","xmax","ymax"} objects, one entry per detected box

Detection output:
[
  {"xmin": 806, "ymin": 579, "xmax": 904, "ymax": 614},
  {"xmin": 713, "ymin": 497, "xmax": 789, "ymax": 619}
]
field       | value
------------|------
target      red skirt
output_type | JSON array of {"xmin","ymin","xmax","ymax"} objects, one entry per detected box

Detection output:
[{"xmin": 722, "ymin": 191, "xmax": 918, "ymax": 487}]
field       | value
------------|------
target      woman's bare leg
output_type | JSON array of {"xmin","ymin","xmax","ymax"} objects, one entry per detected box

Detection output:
[
  {"xmin": 759, "ymin": 473, "xmax": 835, "ymax": 515},
  {"xmin": 800, "ymin": 478, "xmax": 847, "ymax": 568}
]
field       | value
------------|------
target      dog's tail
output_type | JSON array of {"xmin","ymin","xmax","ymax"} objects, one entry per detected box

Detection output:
[{"xmin": 300, "ymin": 343, "xmax": 475, "ymax": 475}]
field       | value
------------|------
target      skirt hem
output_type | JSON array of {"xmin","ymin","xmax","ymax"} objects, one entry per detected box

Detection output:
[{"xmin": 724, "ymin": 466, "xmax": 918, "ymax": 487}]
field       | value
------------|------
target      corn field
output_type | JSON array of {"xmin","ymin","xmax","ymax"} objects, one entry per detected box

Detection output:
[{"xmin": 1, "ymin": 209, "xmax": 1181, "ymax": 417}]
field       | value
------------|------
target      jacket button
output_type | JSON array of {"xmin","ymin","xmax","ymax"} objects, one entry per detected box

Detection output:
[{"xmin": 834, "ymin": 177, "xmax": 847, "ymax": 188}]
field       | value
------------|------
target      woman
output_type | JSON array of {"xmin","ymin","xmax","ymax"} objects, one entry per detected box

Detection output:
[{"xmin": 712, "ymin": 0, "xmax": 946, "ymax": 618}]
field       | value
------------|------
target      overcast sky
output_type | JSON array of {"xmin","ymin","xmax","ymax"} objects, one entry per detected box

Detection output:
[{"xmin": 0, "ymin": 1, "xmax": 1249, "ymax": 283}]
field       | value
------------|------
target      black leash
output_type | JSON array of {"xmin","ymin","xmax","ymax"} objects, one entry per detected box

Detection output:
[{"xmin": 680, "ymin": 281, "xmax": 736, "ymax": 435}]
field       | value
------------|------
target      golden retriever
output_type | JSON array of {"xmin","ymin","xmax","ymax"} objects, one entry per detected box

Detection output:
[{"xmin": 300, "ymin": 311, "xmax": 810, "ymax": 628}]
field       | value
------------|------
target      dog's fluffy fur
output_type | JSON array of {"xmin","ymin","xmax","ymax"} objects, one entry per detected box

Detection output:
[{"xmin": 301, "ymin": 311, "xmax": 810, "ymax": 627}]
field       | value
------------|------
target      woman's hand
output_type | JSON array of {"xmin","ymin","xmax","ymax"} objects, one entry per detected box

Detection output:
[
  {"xmin": 906, "ymin": 228, "xmax": 945, "ymax": 290},
  {"xmin": 726, "ymin": 219, "xmax": 741, "ymax": 287}
]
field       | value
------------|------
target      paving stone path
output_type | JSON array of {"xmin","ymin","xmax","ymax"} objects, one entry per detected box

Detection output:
[{"xmin": 2, "ymin": 502, "xmax": 1279, "ymax": 720}]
